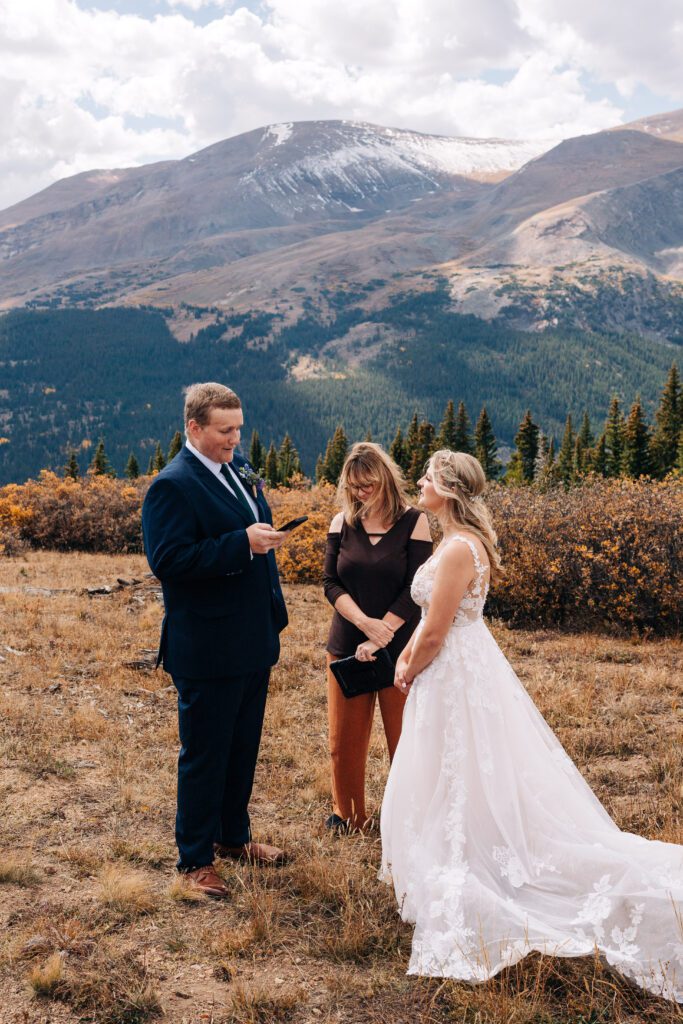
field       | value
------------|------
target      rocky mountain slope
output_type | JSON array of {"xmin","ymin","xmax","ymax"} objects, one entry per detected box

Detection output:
[
  {"xmin": 0, "ymin": 120, "xmax": 544, "ymax": 309},
  {"xmin": 618, "ymin": 108, "xmax": 683, "ymax": 143},
  {"xmin": 1, "ymin": 114, "xmax": 683, "ymax": 341},
  {"xmin": 124, "ymin": 126, "xmax": 683, "ymax": 338}
]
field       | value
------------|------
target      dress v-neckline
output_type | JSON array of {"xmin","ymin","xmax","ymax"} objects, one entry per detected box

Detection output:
[{"xmin": 358, "ymin": 509, "xmax": 409, "ymax": 548}]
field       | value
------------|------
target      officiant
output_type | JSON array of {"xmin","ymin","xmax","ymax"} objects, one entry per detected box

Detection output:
[{"xmin": 323, "ymin": 442, "xmax": 432, "ymax": 833}]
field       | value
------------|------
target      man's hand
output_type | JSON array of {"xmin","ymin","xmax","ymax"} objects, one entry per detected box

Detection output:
[
  {"xmin": 355, "ymin": 640, "xmax": 379, "ymax": 662},
  {"xmin": 246, "ymin": 523, "xmax": 286, "ymax": 555},
  {"xmin": 358, "ymin": 616, "xmax": 394, "ymax": 647}
]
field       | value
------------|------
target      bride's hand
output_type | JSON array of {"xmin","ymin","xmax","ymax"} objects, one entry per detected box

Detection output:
[
  {"xmin": 394, "ymin": 661, "xmax": 413, "ymax": 695},
  {"xmin": 355, "ymin": 641, "xmax": 379, "ymax": 662}
]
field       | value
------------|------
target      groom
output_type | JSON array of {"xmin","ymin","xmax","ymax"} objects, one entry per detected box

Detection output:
[{"xmin": 142, "ymin": 382, "xmax": 289, "ymax": 899}]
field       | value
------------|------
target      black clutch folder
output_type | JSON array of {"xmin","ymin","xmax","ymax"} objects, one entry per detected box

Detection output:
[{"xmin": 329, "ymin": 648, "xmax": 395, "ymax": 699}]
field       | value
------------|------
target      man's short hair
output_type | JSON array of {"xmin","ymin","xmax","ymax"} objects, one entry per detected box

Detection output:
[{"xmin": 184, "ymin": 382, "xmax": 241, "ymax": 429}]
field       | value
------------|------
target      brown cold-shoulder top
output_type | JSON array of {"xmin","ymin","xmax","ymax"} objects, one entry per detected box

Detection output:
[{"xmin": 323, "ymin": 507, "xmax": 433, "ymax": 661}]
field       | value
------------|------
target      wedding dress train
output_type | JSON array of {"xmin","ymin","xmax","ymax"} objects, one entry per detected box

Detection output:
[{"xmin": 380, "ymin": 535, "xmax": 683, "ymax": 1001}]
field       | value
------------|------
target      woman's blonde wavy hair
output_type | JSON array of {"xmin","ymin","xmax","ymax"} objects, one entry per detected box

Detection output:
[
  {"xmin": 338, "ymin": 442, "xmax": 411, "ymax": 528},
  {"xmin": 428, "ymin": 449, "xmax": 503, "ymax": 582}
]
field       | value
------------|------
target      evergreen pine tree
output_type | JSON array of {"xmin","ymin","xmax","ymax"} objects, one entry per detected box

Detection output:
[
  {"xmin": 556, "ymin": 414, "xmax": 575, "ymax": 487},
  {"xmin": 574, "ymin": 412, "xmax": 593, "ymax": 480},
  {"xmin": 315, "ymin": 453, "xmax": 325, "ymax": 483},
  {"xmin": 436, "ymin": 400, "xmax": 456, "ymax": 449},
  {"xmin": 321, "ymin": 425, "xmax": 348, "ymax": 485},
  {"xmin": 277, "ymin": 433, "xmax": 302, "ymax": 486},
  {"xmin": 89, "ymin": 437, "xmax": 112, "ymax": 477},
  {"xmin": 623, "ymin": 396, "xmax": 653, "ymax": 478},
  {"xmin": 418, "ymin": 420, "xmax": 436, "ymax": 461},
  {"xmin": 64, "ymin": 450, "xmax": 80, "ymax": 480},
  {"xmin": 125, "ymin": 453, "xmax": 140, "ymax": 479},
  {"xmin": 534, "ymin": 432, "xmax": 549, "ymax": 484},
  {"xmin": 408, "ymin": 420, "xmax": 435, "ymax": 485},
  {"xmin": 589, "ymin": 433, "xmax": 608, "ymax": 477},
  {"xmin": 152, "ymin": 442, "xmax": 166, "ymax": 473},
  {"xmin": 547, "ymin": 437, "xmax": 557, "ymax": 480},
  {"xmin": 404, "ymin": 412, "xmax": 420, "ymax": 477},
  {"xmin": 604, "ymin": 396, "xmax": 625, "ymax": 477},
  {"xmin": 574, "ymin": 435, "xmax": 586, "ymax": 479},
  {"xmin": 389, "ymin": 427, "xmax": 407, "ymax": 472},
  {"xmin": 453, "ymin": 401, "xmax": 473, "ymax": 454},
  {"xmin": 265, "ymin": 443, "xmax": 279, "ymax": 487},
  {"xmin": 507, "ymin": 411, "xmax": 539, "ymax": 484},
  {"xmin": 249, "ymin": 430, "xmax": 265, "ymax": 473},
  {"xmin": 534, "ymin": 432, "xmax": 548, "ymax": 483},
  {"xmin": 474, "ymin": 406, "xmax": 500, "ymax": 480},
  {"xmin": 578, "ymin": 411, "xmax": 594, "ymax": 450},
  {"xmin": 167, "ymin": 430, "xmax": 183, "ymax": 462},
  {"xmin": 147, "ymin": 455, "xmax": 155, "ymax": 475},
  {"xmin": 365, "ymin": 429, "xmax": 373, "ymax": 442},
  {"xmin": 652, "ymin": 363, "xmax": 681, "ymax": 477},
  {"xmin": 534, "ymin": 434, "xmax": 558, "ymax": 488}
]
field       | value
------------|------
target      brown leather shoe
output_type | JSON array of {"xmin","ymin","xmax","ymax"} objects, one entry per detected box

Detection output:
[
  {"xmin": 183, "ymin": 864, "xmax": 230, "ymax": 899},
  {"xmin": 213, "ymin": 841, "xmax": 287, "ymax": 866}
]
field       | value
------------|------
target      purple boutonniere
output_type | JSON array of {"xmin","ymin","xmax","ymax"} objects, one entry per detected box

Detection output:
[{"xmin": 237, "ymin": 463, "xmax": 265, "ymax": 494}]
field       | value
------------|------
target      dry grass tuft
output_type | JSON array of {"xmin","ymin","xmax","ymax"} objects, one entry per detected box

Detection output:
[
  {"xmin": 28, "ymin": 952, "xmax": 64, "ymax": 997},
  {"xmin": 55, "ymin": 949, "xmax": 162, "ymax": 1024},
  {"xmin": 227, "ymin": 981, "xmax": 307, "ymax": 1023},
  {"xmin": 58, "ymin": 843, "xmax": 102, "ymax": 877},
  {"xmin": 98, "ymin": 864, "xmax": 159, "ymax": 917},
  {"xmin": 0, "ymin": 855, "xmax": 42, "ymax": 887},
  {"xmin": 167, "ymin": 873, "xmax": 206, "ymax": 903}
]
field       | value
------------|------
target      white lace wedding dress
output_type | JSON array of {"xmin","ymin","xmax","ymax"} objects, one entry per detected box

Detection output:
[{"xmin": 380, "ymin": 535, "xmax": 683, "ymax": 1001}]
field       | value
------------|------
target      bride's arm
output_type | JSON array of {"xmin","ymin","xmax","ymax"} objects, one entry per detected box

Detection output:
[{"xmin": 401, "ymin": 542, "xmax": 475, "ymax": 684}]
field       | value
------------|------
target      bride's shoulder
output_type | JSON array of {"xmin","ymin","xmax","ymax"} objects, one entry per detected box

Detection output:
[{"xmin": 439, "ymin": 533, "xmax": 488, "ymax": 570}]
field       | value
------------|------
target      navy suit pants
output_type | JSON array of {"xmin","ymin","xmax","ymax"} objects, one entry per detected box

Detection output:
[{"xmin": 173, "ymin": 670, "xmax": 270, "ymax": 871}]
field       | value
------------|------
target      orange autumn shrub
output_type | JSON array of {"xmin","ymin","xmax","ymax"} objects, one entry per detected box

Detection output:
[
  {"xmin": 266, "ymin": 479, "xmax": 338, "ymax": 583},
  {"xmin": 2, "ymin": 471, "xmax": 150, "ymax": 554},
  {"xmin": 0, "ymin": 485, "xmax": 33, "ymax": 555},
  {"xmin": 1, "ymin": 471, "xmax": 680, "ymax": 634},
  {"xmin": 485, "ymin": 478, "xmax": 682, "ymax": 635},
  {"xmin": 270, "ymin": 477, "xmax": 682, "ymax": 635}
]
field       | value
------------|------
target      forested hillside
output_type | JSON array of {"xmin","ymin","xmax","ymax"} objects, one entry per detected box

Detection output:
[{"xmin": 0, "ymin": 292, "xmax": 679, "ymax": 483}]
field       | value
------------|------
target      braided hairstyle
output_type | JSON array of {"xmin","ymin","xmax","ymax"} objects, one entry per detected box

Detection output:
[{"xmin": 428, "ymin": 449, "xmax": 502, "ymax": 582}]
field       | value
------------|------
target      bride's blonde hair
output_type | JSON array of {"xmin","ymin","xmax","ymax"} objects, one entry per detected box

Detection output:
[{"xmin": 428, "ymin": 449, "xmax": 503, "ymax": 582}]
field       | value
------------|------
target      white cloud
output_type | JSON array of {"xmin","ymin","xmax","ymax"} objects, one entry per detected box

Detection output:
[
  {"xmin": 0, "ymin": 0, "xmax": 680, "ymax": 210},
  {"xmin": 517, "ymin": 0, "xmax": 683, "ymax": 100}
]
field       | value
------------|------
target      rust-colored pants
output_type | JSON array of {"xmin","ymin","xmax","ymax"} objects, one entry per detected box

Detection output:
[{"xmin": 326, "ymin": 652, "xmax": 407, "ymax": 829}]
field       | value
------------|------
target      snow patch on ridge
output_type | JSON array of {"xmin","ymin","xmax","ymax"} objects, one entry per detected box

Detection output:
[
  {"xmin": 247, "ymin": 122, "xmax": 548, "ymax": 207},
  {"xmin": 265, "ymin": 123, "xmax": 293, "ymax": 146}
]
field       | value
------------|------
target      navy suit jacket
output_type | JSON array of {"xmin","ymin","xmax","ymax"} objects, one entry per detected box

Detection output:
[{"xmin": 142, "ymin": 446, "xmax": 288, "ymax": 679}]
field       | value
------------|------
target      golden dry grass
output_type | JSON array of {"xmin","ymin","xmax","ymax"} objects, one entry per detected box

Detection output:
[{"xmin": 0, "ymin": 550, "xmax": 681, "ymax": 1024}]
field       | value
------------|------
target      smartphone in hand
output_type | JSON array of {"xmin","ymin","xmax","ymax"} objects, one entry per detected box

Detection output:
[{"xmin": 276, "ymin": 515, "xmax": 309, "ymax": 532}]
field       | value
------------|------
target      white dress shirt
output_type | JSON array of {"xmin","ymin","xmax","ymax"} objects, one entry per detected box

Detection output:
[
  {"xmin": 185, "ymin": 442, "xmax": 259, "ymax": 563},
  {"xmin": 185, "ymin": 440, "xmax": 259, "ymax": 521}
]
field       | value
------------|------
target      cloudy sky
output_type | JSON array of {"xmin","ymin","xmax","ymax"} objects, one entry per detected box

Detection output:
[{"xmin": 1, "ymin": 0, "xmax": 682, "ymax": 210}]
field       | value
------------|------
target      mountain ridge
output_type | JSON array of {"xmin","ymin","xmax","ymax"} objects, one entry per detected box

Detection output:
[
  {"xmin": 0, "ymin": 119, "xmax": 546, "ymax": 310},
  {"xmin": 2, "ymin": 116, "xmax": 683, "ymax": 340}
]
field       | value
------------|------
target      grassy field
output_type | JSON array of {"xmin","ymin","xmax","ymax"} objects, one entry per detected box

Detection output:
[{"xmin": 0, "ymin": 552, "xmax": 681, "ymax": 1024}]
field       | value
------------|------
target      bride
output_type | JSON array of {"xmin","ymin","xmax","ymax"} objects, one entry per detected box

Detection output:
[{"xmin": 380, "ymin": 449, "xmax": 682, "ymax": 1002}]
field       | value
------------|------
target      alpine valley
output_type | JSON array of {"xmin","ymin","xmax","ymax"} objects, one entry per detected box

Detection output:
[{"xmin": 1, "ymin": 114, "xmax": 682, "ymax": 482}]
